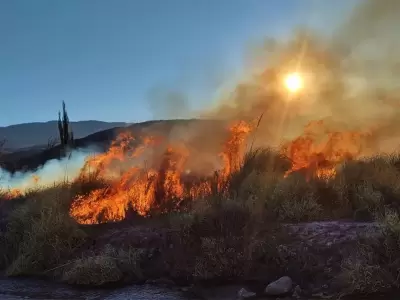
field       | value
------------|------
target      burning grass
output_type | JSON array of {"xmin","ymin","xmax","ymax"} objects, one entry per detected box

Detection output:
[
  {"xmin": 1, "ymin": 121, "xmax": 400, "ymax": 293},
  {"xmin": 69, "ymin": 120, "xmax": 253, "ymax": 224},
  {"xmin": 60, "ymin": 118, "xmax": 398, "ymax": 225}
]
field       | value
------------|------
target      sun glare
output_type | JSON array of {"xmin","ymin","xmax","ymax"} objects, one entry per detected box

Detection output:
[{"xmin": 284, "ymin": 72, "xmax": 303, "ymax": 93}]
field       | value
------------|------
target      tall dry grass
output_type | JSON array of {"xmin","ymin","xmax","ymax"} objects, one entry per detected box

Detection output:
[
  {"xmin": 0, "ymin": 148, "xmax": 400, "ymax": 288},
  {"xmin": 161, "ymin": 149, "xmax": 400, "ymax": 285},
  {"xmin": 1, "ymin": 184, "xmax": 87, "ymax": 276}
]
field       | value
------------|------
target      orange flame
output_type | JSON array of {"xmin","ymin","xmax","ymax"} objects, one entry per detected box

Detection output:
[
  {"xmin": 4, "ymin": 188, "xmax": 23, "ymax": 200},
  {"xmin": 69, "ymin": 121, "xmax": 252, "ymax": 224},
  {"xmin": 32, "ymin": 174, "xmax": 40, "ymax": 184},
  {"xmin": 220, "ymin": 121, "xmax": 252, "ymax": 178},
  {"xmin": 281, "ymin": 120, "xmax": 370, "ymax": 180}
]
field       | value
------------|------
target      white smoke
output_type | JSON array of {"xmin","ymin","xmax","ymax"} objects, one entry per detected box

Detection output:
[{"xmin": 0, "ymin": 147, "xmax": 101, "ymax": 191}]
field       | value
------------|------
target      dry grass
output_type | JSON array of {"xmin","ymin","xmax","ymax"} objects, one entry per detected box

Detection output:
[
  {"xmin": 1, "ymin": 149, "xmax": 400, "ymax": 291},
  {"xmin": 165, "ymin": 194, "xmax": 288, "ymax": 283},
  {"xmin": 163, "ymin": 150, "xmax": 400, "ymax": 287},
  {"xmin": 1, "ymin": 185, "xmax": 87, "ymax": 276},
  {"xmin": 338, "ymin": 209, "xmax": 400, "ymax": 294},
  {"xmin": 62, "ymin": 255, "xmax": 123, "ymax": 286},
  {"xmin": 62, "ymin": 244, "xmax": 144, "ymax": 285},
  {"xmin": 234, "ymin": 150, "xmax": 400, "ymax": 222}
]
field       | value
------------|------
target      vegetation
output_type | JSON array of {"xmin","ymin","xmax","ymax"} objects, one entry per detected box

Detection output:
[
  {"xmin": 58, "ymin": 101, "xmax": 74, "ymax": 147},
  {"xmin": 0, "ymin": 185, "xmax": 86, "ymax": 276},
  {"xmin": 0, "ymin": 148, "xmax": 399, "ymax": 297},
  {"xmin": 338, "ymin": 210, "xmax": 400, "ymax": 295}
]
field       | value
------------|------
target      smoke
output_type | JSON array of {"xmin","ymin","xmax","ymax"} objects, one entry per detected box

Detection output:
[
  {"xmin": 327, "ymin": 0, "xmax": 400, "ymax": 153},
  {"xmin": 201, "ymin": 0, "xmax": 400, "ymax": 153},
  {"xmin": 147, "ymin": 87, "xmax": 192, "ymax": 120},
  {"xmin": 138, "ymin": 0, "xmax": 400, "ymax": 172},
  {"xmin": 0, "ymin": 147, "xmax": 101, "ymax": 191}
]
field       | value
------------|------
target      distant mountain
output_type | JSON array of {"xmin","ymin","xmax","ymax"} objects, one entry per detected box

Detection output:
[{"xmin": 0, "ymin": 121, "xmax": 127, "ymax": 150}]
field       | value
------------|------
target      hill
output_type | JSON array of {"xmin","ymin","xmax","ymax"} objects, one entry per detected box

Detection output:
[{"xmin": 0, "ymin": 120, "xmax": 127, "ymax": 150}]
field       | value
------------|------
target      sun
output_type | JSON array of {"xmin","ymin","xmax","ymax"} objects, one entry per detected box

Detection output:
[{"xmin": 284, "ymin": 72, "xmax": 303, "ymax": 93}]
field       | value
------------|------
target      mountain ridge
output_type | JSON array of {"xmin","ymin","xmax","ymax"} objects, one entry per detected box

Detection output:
[{"xmin": 0, "ymin": 120, "xmax": 128, "ymax": 150}]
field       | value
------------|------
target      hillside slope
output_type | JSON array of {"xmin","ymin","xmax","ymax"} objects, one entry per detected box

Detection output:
[{"xmin": 0, "ymin": 120, "xmax": 127, "ymax": 150}]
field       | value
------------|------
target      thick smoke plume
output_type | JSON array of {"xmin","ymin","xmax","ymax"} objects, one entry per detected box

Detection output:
[{"xmin": 201, "ymin": 0, "xmax": 400, "ymax": 154}]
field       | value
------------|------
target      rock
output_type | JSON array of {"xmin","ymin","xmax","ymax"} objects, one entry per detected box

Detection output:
[
  {"xmin": 311, "ymin": 292, "xmax": 331, "ymax": 299},
  {"xmin": 237, "ymin": 287, "xmax": 256, "ymax": 299},
  {"xmin": 265, "ymin": 276, "xmax": 293, "ymax": 296},
  {"xmin": 292, "ymin": 285, "xmax": 302, "ymax": 299},
  {"xmin": 146, "ymin": 278, "xmax": 175, "ymax": 286}
]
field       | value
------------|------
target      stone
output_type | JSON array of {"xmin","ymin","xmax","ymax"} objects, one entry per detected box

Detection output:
[
  {"xmin": 237, "ymin": 287, "xmax": 256, "ymax": 299},
  {"xmin": 146, "ymin": 278, "xmax": 175, "ymax": 285},
  {"xmin": 265, "ymin": 276, "xmax": 293, "ymax": 296},
  {"xmin": 292, "ymin": 285, "xmax": 302, "ymax": 299}
]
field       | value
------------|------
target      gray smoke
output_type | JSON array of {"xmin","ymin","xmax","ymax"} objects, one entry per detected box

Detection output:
[
  {"xmin": 147, "ymin": 87, "xmax": 191, "ymax": 120},
  {"xmin": 201, "ymin": 0, "xmax": 400, "ymax": 153},
  {"xmin": 0, "ymin": 147, "xmax": 101, "ymax": 191}
]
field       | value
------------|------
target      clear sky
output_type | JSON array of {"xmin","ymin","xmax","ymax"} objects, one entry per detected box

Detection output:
[{"xmin": 0, "ymin": 0, "xmax": 359, "ymax": 126}]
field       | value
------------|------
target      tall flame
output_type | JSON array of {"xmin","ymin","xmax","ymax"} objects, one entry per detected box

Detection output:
[
  {"xmin": 69, "ymin": 121, "xmax": 252, "ymax": 224},
  {"xmin": 281, "ymin": 120, "xmax": 370, "ymax": 180}
]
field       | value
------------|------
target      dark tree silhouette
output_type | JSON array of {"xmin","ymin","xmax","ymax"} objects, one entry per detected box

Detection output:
[{"xmin": 58, "ymin": 101, "xmax": 74, "ymax": 147}]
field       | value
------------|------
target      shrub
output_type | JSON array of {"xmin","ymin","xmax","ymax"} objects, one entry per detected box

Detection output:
[
  {"xmin": 228, "ymin": 147, "xmax": 290, "ymax": 195},
  {"xmin": 165, "ymin": 190, "xmax": 288, "ymax": 283},
  {"xmin": 3, "ymin": 187, "xmax": 87, "ymax": 276},
  {"xmin": 268, "ymin": 175, "xmax": 323, "ymax": 222},
  {"xmin": 336, "ymin": 156, "xmax": 400, "ymax": 216},
  {"xmin": 62, "ymin": 255, "xmax": 122, "ymax": 286},
  {"xmin": 62, "ymin": 244, "xmax": 144, "ymax": 286},
  {"xmin": 338, "ymin": 210, "xmax": 400, "ymax": 294}
]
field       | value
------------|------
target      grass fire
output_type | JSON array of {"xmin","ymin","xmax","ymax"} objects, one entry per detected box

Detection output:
[
  {"xmin": 69, "ymin": 120, "xmax": 252, "ymax": 224},
  {"xmin": 66, "ymin": 116, "xmax": 373, "ymax": 224},
  {"xmin": 0, "ymin": 0, "xmax": 400, "ymax": 298}
]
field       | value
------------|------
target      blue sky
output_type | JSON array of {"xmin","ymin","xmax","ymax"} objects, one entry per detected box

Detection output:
[{"xmin": 0, "ymin": 0, "xmax": 359, "ymax": 126}]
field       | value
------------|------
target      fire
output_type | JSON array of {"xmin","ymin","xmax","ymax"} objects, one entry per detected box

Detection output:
[
  {"xmin": 70, "ymin": 132, "xmax": 164, "ymax": 223},
  {"xmin": 32, "ymin": 174, "xmax": 40, "ymax": 184},
  {"xmin": 2, "ymin": 175, "xmax": 40, "ymax": 200},
  {"xmin": 281, "ymin": 120, "xmax": 370, "ymax": 180},
  {"xmin": 220, "ymin": 121, "xmax": 252, "ymax": 178},
  {"xmin": 69, "ymin": 121, "xmax": 252, "ymax": 224},
  {"xmin": 3, "ymin": 115, "xmax": 372, "ymax": 222},
  {"xmin": 4, "ymin": 188, "xmax": 22, "ymax": 200}
]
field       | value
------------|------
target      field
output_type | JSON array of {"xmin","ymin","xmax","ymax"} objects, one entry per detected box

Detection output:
[{"xmin": 1, "ymin": 119, "xmax": 400, "ymax": 299}]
